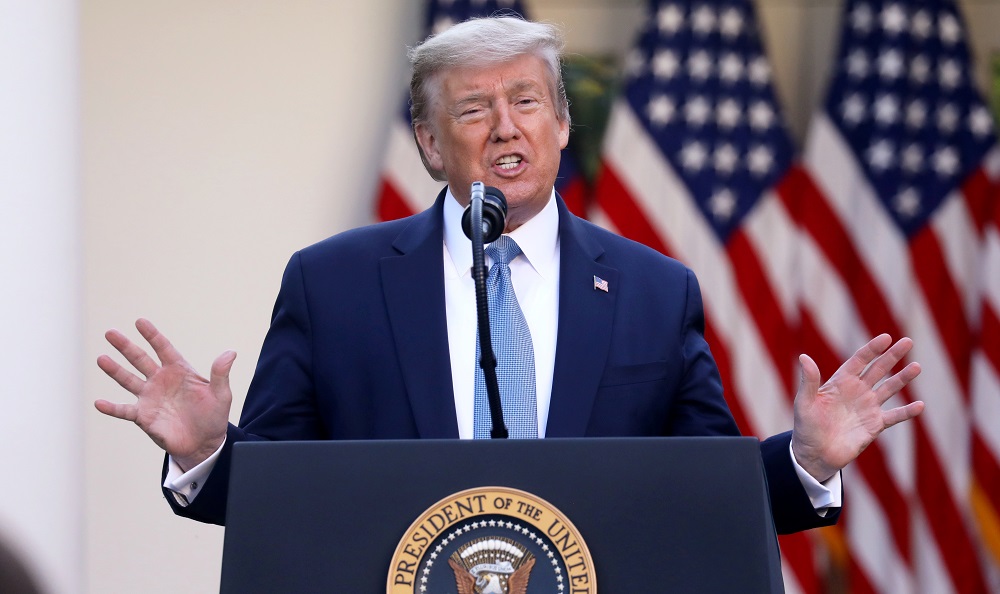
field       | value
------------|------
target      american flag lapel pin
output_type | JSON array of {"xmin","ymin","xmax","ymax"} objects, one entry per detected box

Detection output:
[{"xmin": 593, "ymin": 275, "xmax": 609, "ymax": 293}]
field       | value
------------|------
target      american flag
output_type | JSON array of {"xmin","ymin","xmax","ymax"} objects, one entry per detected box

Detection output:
[
  {"xmin": 800, "ymin": 0, "xmax": 1000, "ymax": 592},
  {"xmin": 374, "ymin": 0, "xmax": 587, "ymax": 222},
  {"xmin": 592, "ymin": 0, "xmax": 820, "ymax": 590}
]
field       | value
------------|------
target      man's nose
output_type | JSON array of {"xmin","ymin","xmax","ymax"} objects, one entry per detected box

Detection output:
[{"xmin": 491, "ymin": 102, "xmax": 521, "ymax": 142}]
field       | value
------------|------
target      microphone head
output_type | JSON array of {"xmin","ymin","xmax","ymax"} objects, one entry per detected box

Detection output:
[{"xmin": 462, "ymin": 185, "xmax": 508, "ymax": 244}]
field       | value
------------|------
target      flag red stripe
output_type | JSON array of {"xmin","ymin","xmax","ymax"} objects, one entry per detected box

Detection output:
[
  {"xmin": 909, "ymin": 227, "xmax": 972, "ymax": 396},
  {"xmin": 981, "ymin": 304, "xmax": 1000, "ymax": 373},
  {"xmin": 376, "ymin": 178, "xmax": 416, "ymax": 222},
  {"xmin": 847, "ymin": 549, "xmax": 879, "ymax": 594},
  {"xmin": 778, "ymin": 532, "xmax": 821, "ymax": 594},
  {"xmin": 727, "ymin": 229, "xmax": 797, "ymax": 396},
  {"xmin": 973, "ymin": 434, "xmax": 1000, "ymax": 523},
  {"xmin": 961, "ymin": 167, "xmax": 995, "ymax": 236},
  {"xmin": 914, "ymin": 424, "xmax": 989, "ymax": 592}
]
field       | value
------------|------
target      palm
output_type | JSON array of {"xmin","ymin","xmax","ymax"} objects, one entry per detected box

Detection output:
[
  {"xmin": 791, "ymin": 335, "xmax": 923, "ymax": 482},
  {"xmin": 96, "ymin": 319, "xmax": 234, "ymax": 470}
]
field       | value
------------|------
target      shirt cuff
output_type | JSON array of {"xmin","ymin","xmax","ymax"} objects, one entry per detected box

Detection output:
[
  {"xmin": 163, "ymin": 438, "xmax": 226, "ymax": 507},
  {"xmin": 789, "ymin": 441, "xmax": 843, "ymax": 516}
]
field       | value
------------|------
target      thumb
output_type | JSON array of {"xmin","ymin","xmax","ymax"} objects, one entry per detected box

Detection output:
[
  {"xmin": 209, "ymin": 350, "xmax": 237, "ymax": 396},
  {"xmin": 797, "ymin": 353, "xmax": 821, "ymax": 400}
]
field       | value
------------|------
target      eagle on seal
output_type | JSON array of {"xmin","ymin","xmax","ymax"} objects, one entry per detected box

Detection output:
[{"xmin": 449, "ymin": 556, "xmax": 535, "ymax": 594}]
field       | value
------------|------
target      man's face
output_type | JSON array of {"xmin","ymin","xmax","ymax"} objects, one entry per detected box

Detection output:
[{"xmin": 414, "ymin": 53, "xmax": 570, "ymax": 231}]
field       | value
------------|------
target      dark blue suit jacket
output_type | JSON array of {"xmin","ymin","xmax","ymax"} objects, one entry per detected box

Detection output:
[{"xmin": 166, "ymin": 192, "xmax": 839, "ymax": 533}]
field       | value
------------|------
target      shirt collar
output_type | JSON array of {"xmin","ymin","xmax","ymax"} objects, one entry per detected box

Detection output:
[{"xmin": 443, "ymin": 187, "xmax": 559, "ymax": 280}]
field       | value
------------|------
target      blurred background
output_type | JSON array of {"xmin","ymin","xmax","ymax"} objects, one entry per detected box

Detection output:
[{"xmin": 2, "ymin": 0, "xmax": 999, "ymax": 592}]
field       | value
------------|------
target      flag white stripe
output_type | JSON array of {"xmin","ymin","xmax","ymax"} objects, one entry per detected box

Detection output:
[
  {"xmin": 928, "ymin": 193, "xmax": 981, "ymax": 321},
  {"xmin": 745, "ymin": 192, "xmax": 800, "ymax": 324},
  {"xmin": 844, "ymin": 467, "xmax": 915, "ymax": 593},
  {"xmin": 913, "ymin": 509, "xmax": 958, "ymax": 594},
  {"xmin": 972, "ymin": 354, "xmax": 1000, "ymax": 455}
]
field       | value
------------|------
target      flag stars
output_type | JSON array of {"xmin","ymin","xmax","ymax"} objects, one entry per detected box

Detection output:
[
  {"xmin": 624, "ymin": 49, "xmax": 646, "ymax": 78},
  {"xmin": 970, "ymin": 105, "xmax": 994, "ymax": 137},
  {"xmin": 691, "ymin": 5, "xmax": 717, "ymax": 35},
  {"xmin": 880, "ymin": 3, "xmax": 908, "ymax": 36},
  {"xmin": 894, "ymin": 188, "xmax": 922, "ymax": 217},
  {"xmin": 748, "ymin": 56, "xmax": 771, "ymax": 85},
  {"xmin": 747, "ymin": 145, "xmax": 774, "ymax": 176},
  {"xmin": 851, "ymin": 3, "xmax": 874, "ymax": 34},
  {"xmin": 909, "ymin": 54, "xmax": 931, "ymax": 84},
  {"xmin": 901, "ymin": 143, "xmax": 924, "ymax": 173},
  {"xmin": 939, "ymin": 59, "xmax": 963, "ymax": 90},
  {"xmin": 709, "ymin": 188, "xmax": 738, "ymax": 220},
  {"xmin": 910, "ymin": 10, "xmax": 932, "ymax": 40},
  {"xmin": 684, "ymin": 96, "xmax": 712, "ymax": 127},
  {"xmin": 719, "ymin": 7, "xmax": 744, "ymax": 39},
  {"xmin": 877, "ymin": 48, "xmax": 904, "ymax": 80},
  {"xmin": 680, "ymin": 141, "xmax": 709, "ymax": 172},
  {"xmin": 866, "ymin": 138, "xmax": 895, "ymax": 171},
  {"xmin": 841, "ymin": 93, "xmax": 867, "ymax": 126},
  {"xmin": 658, "ymin": 3, "xmax": 684, "ymax": 34},
  {"xmin": 874, "ymin": 93, "xmax": 900, "ymax": 126},
  {"xmin": 647, "ymin": 94, "xmax": 676, "ymax": 126},
  {"xmin": 719, "ymin": 53, "xmax": 744, "ymax": 84},
  {"xmin": 713, "ymin": 143, "xmax": 740, "ymax": 175},
  {"xmin": 937, "ymin": 103, "xmax": 959, "ymax": 134},
  {"xmin": 688, "ymin": 50, "xmax": 714, "ymax": 81},
  {"xmin": 846, "ymin": 49, "xmax": 871, "ymax": 79},
  {"xmin": 653, "ymin": 49, "xmax": 680, "ymax": 80},
  {"xmin": 939, "ymin": 13, "xmax": 962, "ymax": 45},
  {"xmin": 749, "ymin": 100, "xmax": 776, "ymax": 131},
  {"xmin": 717, "ymin": 98, "xmax": 742, "ymax": 129},
  {"xmin": 905, "ymin": 99, "xmax": 927, "ymax": 129},
  {"xmin": 932, "ymin": 146, "xmax": 960, "ymax": 177}
]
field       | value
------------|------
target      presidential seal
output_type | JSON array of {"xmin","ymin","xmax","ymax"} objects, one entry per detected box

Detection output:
[{"xmin": 387, "ymin": 486, "xmax": 595, "ymax": 594}]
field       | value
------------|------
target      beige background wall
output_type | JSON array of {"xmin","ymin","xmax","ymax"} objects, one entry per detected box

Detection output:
[{"xmin": 74, "ymin": 1, "xmax": 1000, "ymax": 593}]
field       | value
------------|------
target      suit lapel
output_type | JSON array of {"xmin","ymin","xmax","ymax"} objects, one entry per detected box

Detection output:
[
  {"xmin": 545, "ymin": 199, "xmax": 619, "ymax": 437},
  {"xmin": 380, "ymin": 190, "xmax": 460, "ymax": 438}
]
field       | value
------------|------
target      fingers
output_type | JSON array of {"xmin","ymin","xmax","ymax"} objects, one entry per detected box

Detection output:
[
  {"xmin": 104, "ymin": 328, "xmax": 159, "ymax": 378},
  {"xmin": 882, "ymin": 400, "xmax": 925, "ymax": 429},
  {"xmin": 135, "ymin": 318, "xmax": 184, "ymax": 366},
  {"xmin": 798, "ymin": 353, "xmax": 821, "ymax": 397},
  {"xmin": 93, "ymin": 398, "xmax": 137, "ymax": 422},
  {"xmin": 97, "ymin": 354, "xmax": 145, "ymax": 395},
  {"xmin": 860, "ymin": 336, "xmax": 914, "ymax": 387},
  {"xmin": 841, "ymin": 334, "xmax": 893, "ymax": 377},
  {"xmin": 209, "ymin": 350, "xmax": 237, "ymax": 398},
  {"xmin": 874, "ymin": 361, "xmax": 922, "ymax": 404}
]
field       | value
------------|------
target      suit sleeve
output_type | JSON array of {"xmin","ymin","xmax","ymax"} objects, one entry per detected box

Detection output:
[
  {"xmin": 673, "ymin": 268, "xmax": 840, "ymax": 534},
  {"xmin": 162, "ymin": 251, "xmax": 325, "ymax": 525}
]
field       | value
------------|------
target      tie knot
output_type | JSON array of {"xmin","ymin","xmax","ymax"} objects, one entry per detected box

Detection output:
[{"xmin": 486, "ymin": 235, "xmax": 522, "ymax": 268}]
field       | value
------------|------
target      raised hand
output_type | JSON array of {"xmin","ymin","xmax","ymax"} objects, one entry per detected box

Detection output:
[
  {"xmin": 791, "ymin": 334, "xmax": 924, "ymax": 483},
  {"xmin": 95, "ymin": 318, "xmax": 235, "ymax": 472}
]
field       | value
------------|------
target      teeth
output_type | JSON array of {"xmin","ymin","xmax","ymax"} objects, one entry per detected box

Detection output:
[{"xmin": 495, "ymin": 155, "xmax": 522, "ymax": 170}]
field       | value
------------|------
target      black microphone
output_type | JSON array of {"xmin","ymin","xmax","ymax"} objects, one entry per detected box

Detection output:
[
  {"xmin": 465, "ymin": 182, "xmax": 509, "ymax": 438},
  {"xmin": 462, "ymin": 185, "xmax": 507, "ymax": 244}
]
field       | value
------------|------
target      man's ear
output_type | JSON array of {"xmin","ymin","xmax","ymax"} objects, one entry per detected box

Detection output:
[
  {"xmin": 414, "ymin": 122, "xmax": 444, "ymax": 173},
  {"xmin": 557, "ymin": 116, "xmax": 570, "ymax": 151}
]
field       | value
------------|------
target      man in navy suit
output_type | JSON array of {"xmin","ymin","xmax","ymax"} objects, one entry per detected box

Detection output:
[{"xmin": 96, "ymin": 17, "xmax": 924, "ymax": 529}]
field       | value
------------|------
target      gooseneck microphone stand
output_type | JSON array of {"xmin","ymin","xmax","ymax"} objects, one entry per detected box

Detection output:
[{"xmin": 465, "ymin": 181, "xmax": 509, "ymax": 439}]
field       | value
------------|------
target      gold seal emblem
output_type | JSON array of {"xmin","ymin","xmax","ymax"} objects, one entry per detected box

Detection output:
[{"xmin": 387, "ymin": 486, "xmax": 595, "ymax": 594}]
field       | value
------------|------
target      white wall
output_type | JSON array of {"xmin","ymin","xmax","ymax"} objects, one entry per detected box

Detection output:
[
  {"xmin": 0, "ymin": 1, "xmax": 83, "ymax": 593},
  {"xmin": 79, "ymin": 1, "xmax": 1000, "ymax": 593}
]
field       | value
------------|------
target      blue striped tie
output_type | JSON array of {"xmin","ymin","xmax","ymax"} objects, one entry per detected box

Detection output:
[{"xmin": 473, "ymin": 236, "xmax": 538, "ymax": 439}]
